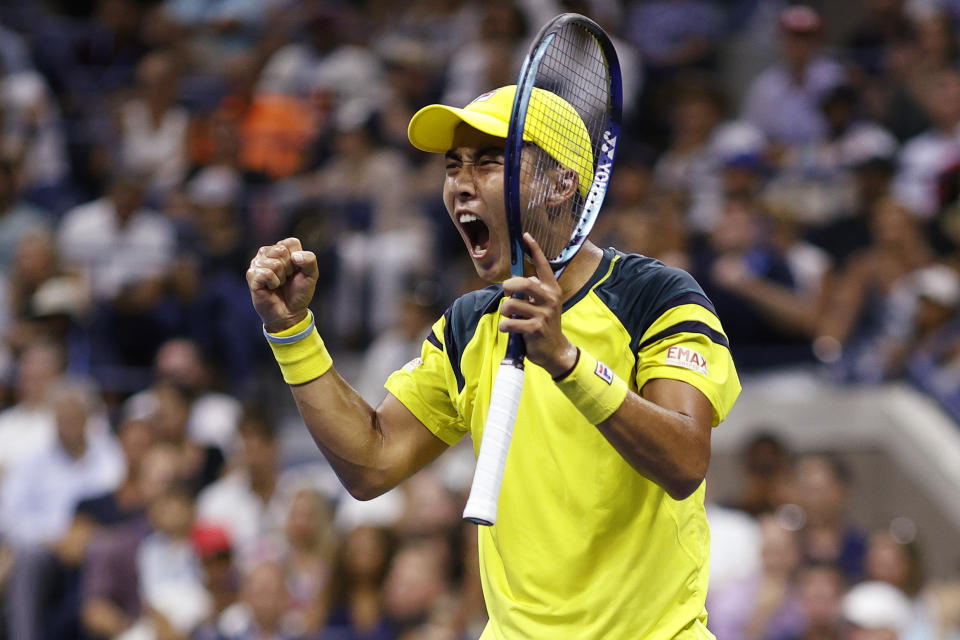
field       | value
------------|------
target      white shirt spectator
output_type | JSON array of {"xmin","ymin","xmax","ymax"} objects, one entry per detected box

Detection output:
[
  {"xmin": 195, "ymin": 470, "xmax": 289, "ymax": 565},
  {"xmin": 742, "ymin": 56, "xmax": 844, "ymax": 145},
  {"xmin": 131, "ymin": 532, "xmax": 211, "ymax": 638},
  {"xmin": 0, "ymin": 429, "xmax": 124, "ymax": 548},
  {"xmin": 0, "ymin": 70, "xmax": 69, "ymax": 188},
  {"xmin": 119, "ymin": 99, "xmax": 189, "ymax": 196},
  {"xmin": 0, "ymin": 404, "xmax": 54, "ymax": 477},
  {"xmin": 57, "ymin": 197, "xmax": 176, "ymax": 301},
  {"xmin": 892, "ymin": 127, "xmax": 960, "ymax": 217}
]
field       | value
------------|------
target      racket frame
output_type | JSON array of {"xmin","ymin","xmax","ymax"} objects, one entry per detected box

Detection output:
[{"xmin": 462, "ymin": 13, "xmax": 623, "ymax": 526}]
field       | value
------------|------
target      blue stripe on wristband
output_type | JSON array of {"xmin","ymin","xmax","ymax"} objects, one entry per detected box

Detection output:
[{"xmin": 263, "ymin": 311, "xmax": 315, "ymax": 344}]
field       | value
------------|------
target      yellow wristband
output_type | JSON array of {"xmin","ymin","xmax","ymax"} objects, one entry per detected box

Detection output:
[
  {"xmin": 554, "ymin": 348, "xmax": 628, "ymax": 425},
  {"xmin": 265, "ymin": 312, "xmax": 333, "ymax": 385}
]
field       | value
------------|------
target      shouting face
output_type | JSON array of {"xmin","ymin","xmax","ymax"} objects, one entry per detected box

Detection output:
[{"xmin": 444, "ymin": 124, "xmax": 510, "ymax": 282}]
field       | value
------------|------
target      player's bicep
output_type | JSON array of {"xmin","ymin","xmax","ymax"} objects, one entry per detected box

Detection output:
[
  {"xmin": 375, "ymin": 392, "xmax": 450, "ymax": 482},
  {"xmin": 640, "ymin": 378, "xmax": 714, "ymax": 436},
  {"xmin": 635, "ymin": 304, "xmax": 741, "ymax": 426}
]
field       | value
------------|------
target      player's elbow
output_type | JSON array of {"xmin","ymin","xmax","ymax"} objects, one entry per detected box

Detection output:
[
  {"xmin": 342, "ymin": 472, "xmax": 394, "ymax": 502},
  {"xmin": 664, "ymin": 446, "xmax": 710, "ymax": 500},
  {"xmin": 665, "ymin": 473, "xmax": 706, "ymax": 501}
]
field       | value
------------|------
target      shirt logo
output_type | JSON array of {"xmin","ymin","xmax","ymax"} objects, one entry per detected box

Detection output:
[
  {"xmin": 594, "ymin": 361, "xmax": 614, "ymax": 385},
  {"xmin": 402, "ymin": 357, "xmax": 423, "ymax": 372},
  {"xmin": 665, "ymin": 345, "xmax": 708, "ymax": 375}
]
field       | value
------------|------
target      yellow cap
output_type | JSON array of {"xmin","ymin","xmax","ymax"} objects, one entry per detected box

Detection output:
[{"xmin": 407, "ymin": 86, "xmax": 594, "ymax": 197}]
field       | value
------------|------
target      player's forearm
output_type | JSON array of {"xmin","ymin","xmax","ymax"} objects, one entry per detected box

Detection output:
[
  {"xmin": 288, "ymin": 370, "xmax": 396, "ymax": 500},
  {"xmin": 596, "ymin": 391, "xmax": 710, "ymax": 500},
  {"xmin": 553, "ymin": 352, "xmax": 711, "ymax": 500}
]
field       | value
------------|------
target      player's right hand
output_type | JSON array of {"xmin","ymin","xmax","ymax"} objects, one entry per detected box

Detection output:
[{"xmin": 247, "ymin": 237, "xmax": 319, "ymax": 333}]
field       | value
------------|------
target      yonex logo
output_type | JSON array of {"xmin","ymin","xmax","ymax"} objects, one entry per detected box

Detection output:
[
  {"xmin": 586, "ymin": 129, "xmax": 617, "ymax": 203},
  {"xmin": 594, "ymin": 361, "xmax": 614, "ymax": 385}
]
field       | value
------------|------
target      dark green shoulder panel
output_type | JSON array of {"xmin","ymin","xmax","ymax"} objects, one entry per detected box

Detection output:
[
  {"xmin": 442, "ymin": 284, "xmax": 503, "ymax": 392},
  {"xmin": 593, "ymin": 251, "xmax": 717, "ymax": 354}
]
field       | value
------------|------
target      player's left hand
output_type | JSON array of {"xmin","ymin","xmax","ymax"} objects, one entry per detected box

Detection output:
[{"xmin": 500, "ymin": 233, "xmax": 579, "ymax": 378}]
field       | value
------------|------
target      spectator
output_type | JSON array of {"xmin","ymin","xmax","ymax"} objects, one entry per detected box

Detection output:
[
  {"xmin": 308, "ymin": 114, "xmax": 431, "ymax": 344},
  {"xmin": 807, "ymin": 154, "xmax": 898, "ymax": 270},
  {"xmin": 382, "ymin": 540, "xmax": 456, "ymax": 639},
  {"xmin": 274, "ymin": 487, "xmax": 336, "ymax": 636},
  {"xmin": 0, "ymin": 340, "xmax": 65, "ymax": 478},
  {"xmin": 189, "ymin": 523, "xmax": 241, "ymax": 640},
  {"xmin": 768, "ymin": 84, "xmax": 898, "ymax": 227},
  {"xmin": 56, "ymin": 165, "xmax": 177, "ymax": 379},
  {"xmin": 219, "ymin": 559, "xmax": 301, "ymax": 640},
  {"xmin": 652, "ymin": 76, "xmax": 730, "ymax": 231},
  {"xmin": 323, "ymin": 525, "xmax": 396, "ymax": 640},
  {"xmin": 1, "ymin": 417, "xmax": 154, "ymax": 640},
  {"xmin": 159, "ymin": 0, "xmax": 267, "ymax": 71},
  {"xmin": 0, "ymin": 158, "xmax": 50, "ymax": 270},
  {"xmin": 732, "ymin": 431, "xmax": 794, "ymax": 517},
  {"xmin": 125, "ymin": 336, "xmax": 243, "ymax": 455},
  {"xmin": 2, "ymin": 378, "xmax": 124, "ymax": 640},
  {"xmin": 707, "ymin": 514, "xmax": 806, "ymax": 640},
  {"xmin": 147, "ymin": 380, "xmax": 225, "ymax": 495},
  {"xmin": 124, "ymin": 482, "xmax": 210, "ymax": 640},
  {"xmin": 118, "ymin": 50, "xmax": 190, "ymax": 200},
  {"xmin": 690, "ymin": 195, "xmax": 815, "ymax": 369},
  {"xmin": 891, "ymin": 69, "xmax": 960, "ymax": 218},
  {"xmin": 354, "ymin": 280, "xmax": 443, "ymax": 405},
  {"xmin": 0, "ymin": 56, "xmax": 69, "ymax": 200},
  {"xmin": 80, "ymin": 443, "xmax": 182, "ymax": 640},
  {"xmin": 742, "ymin": 5, "xmax": 844, "ymax": 146},
  {"xmin": 790, "ymin": 454, "xmax": 868, "ymax": 584},
  {"xmin": 194, "ymin": 408, "xmax": 285, "ymax": 565},
  {"xmin": 864, "ymin": 529, "xmax": 925, "ymax": 599},
  {"xmin": 440, "ymin": 0, "xmax": 528, "ymax": 109},
  {"xmin": 0, "ymin": 377, "xmax": 122, "ymax": 550},
  {"xmin": 0, "ymin": 228, "xmax": 78, "ymax": 357},
  {"xmin": 788, "ymin": 563, "xmax": 848, "ymax": 640},
  {"xmin": 816, "ymin": 197, "xmax": 934, "ymax": 378}
]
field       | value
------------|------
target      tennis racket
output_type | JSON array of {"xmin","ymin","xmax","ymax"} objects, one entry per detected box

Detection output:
[{"xmin": 462, "ymin": 13, "xmax": 623, "ymax": 526}]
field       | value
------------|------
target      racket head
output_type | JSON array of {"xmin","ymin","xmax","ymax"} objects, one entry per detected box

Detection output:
[{"xmin": 504, "ymin": 13, "xmax": 623, "ymax": 274}]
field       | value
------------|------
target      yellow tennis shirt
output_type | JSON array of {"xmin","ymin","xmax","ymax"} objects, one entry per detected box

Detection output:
[{"xmin": 385, "ymin": 249, "xmax": 741, "ymax": 639}]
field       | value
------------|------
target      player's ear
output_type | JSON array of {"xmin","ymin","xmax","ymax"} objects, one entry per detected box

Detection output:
[{"xmin": 546, "ymin": 168, "xmax": 578, "ymax": 206}]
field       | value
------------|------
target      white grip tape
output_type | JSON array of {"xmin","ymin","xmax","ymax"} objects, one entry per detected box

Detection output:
[{"xmin": 462, "ymin": 362, "xmax": 525, "ymax": 525}]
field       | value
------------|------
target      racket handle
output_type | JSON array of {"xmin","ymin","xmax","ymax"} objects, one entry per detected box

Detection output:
[{"xmin": 463, "ymin": 360, "xmax": 525, "ymax": 526}]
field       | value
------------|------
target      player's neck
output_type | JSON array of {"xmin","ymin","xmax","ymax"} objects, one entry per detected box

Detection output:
[{"xmin": 543, "ymin": 242, "xmax": 604, "ymax": 303}]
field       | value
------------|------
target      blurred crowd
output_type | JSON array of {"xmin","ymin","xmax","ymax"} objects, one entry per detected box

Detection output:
[
  {"xmin": 708, "ymin": 433, "xmax": 960, "ymax": 640},
  {"xmin": 1, "ymin": 0, "xmax": 960, "ymax": 638}
]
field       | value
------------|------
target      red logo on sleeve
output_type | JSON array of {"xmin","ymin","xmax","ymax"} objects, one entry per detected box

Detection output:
[{"xmin": 665, "ymin": 345, "xmax": 709, "ymax": 375}]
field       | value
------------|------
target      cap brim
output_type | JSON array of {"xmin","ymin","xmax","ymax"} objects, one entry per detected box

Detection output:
[{"xmin": 408, "ymin": 104, "xmax": 509, "ymax": 153}]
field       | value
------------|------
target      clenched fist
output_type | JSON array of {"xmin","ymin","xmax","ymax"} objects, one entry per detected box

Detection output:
[{"xmin": 247, "ymin": 237, "xmax": 319, "ymax": 333}]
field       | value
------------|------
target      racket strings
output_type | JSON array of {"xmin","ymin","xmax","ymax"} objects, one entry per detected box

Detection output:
[{"xmin": 521, "ymin": 23, "xmax": 611, "ymax": 263}]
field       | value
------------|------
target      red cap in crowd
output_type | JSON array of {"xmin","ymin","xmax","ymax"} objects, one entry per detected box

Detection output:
[{"xmin": 779, "ymin": 5, "xmax": 824, "ymax": 34}]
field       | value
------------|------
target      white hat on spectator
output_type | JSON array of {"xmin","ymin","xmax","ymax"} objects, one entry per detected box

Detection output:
[
  {"xmin": 913, "ymin": 264, "xmax": 960, "ymax": 308},
  {"xmin": 842, "ymin": 581, "xmax": 914, "ymax": 634},
  {"xmin": 841, "ymin": 126, "xmax": 899, "ymax": 168},
  {"xmin": 710, "ymin": 121, "xmax": 767, "ymax": 163},
  {"xmin": 31, "ymin": 276, "xmax": 86, "ymax": 318},
  {"xmin": 186, "ymin": 165, "xmax": 241, "ymax": 207}
]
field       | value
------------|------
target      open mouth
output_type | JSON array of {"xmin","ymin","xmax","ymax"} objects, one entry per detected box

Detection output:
[{"xmin": 459, "ymin": 213, "xmax": 490, "ymax": 258}]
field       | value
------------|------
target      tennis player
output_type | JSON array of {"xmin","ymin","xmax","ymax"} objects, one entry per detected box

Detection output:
[{"xmin": 247, "ymin": 86, "xmax": 741, "ymax": 639}]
